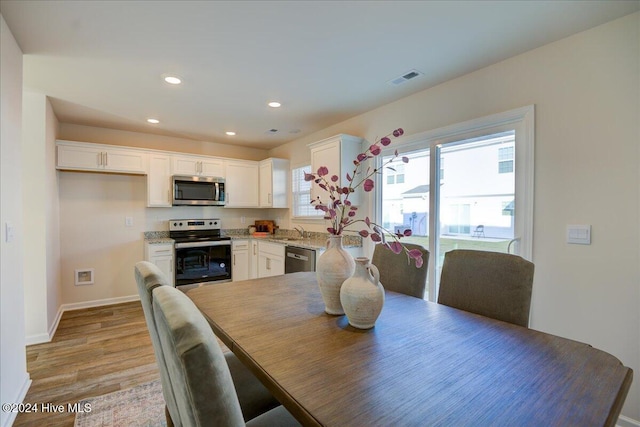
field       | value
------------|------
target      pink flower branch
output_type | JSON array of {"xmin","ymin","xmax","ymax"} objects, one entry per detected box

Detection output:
[{"xmin": 305, "ymin": 128, "xmax": 422, "ymax": 268}]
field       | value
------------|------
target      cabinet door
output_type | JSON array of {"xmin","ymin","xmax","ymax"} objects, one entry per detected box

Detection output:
[
  {"xmin": 103, "ymin": 148, "xmax": 147, "ymax": 174},
  {"xmin": 57, "ymin": 143, "xmax": 103, "ymax": 170},
  {"xmin": 250, "ymin": 241, "xmax": 259, "ymax": 279},
  {"xmin": 145, "ymin": 243, "xmax": 175, "ymax": 286},
  {"xmin": 200, "ymin": 158, "xmax": 224, "ymax": 177},
  {"xmin": 259, "ymin": 161, "xmax": 273, "ymax": 207},
  {"xmin": 172, "ymin": 155, "xmax": 199, "ymax": 175},
  {"xmin": 147, "ymin": 154, "xmax": 172, "ymax": 207},
  {"xmin": 309, "ymin": 135, "xmax": 362, "ymax": 206},
  {"xmin": 257, "ymin": 241, "xmax": 285, "ymax": 277},
  {"xmin": 310, "ymin": 139, "xmax": 341, "ymax": 203},
  {"xmin": 232, "ymin": 240, "xmax": 250, "ymax": 282},
  {"xmin": 225, "ymin": 160, "xmax": 259, "ymax": 207},
  {"xmin": 259, "ymin": 158, "xmax": 290, "ymax": 208},
  {"xmin": 258, "ymin": 253, "xmax": 284, "ymax": 278},
  {"xmin": 173, "ymin": 155, "xmax": 224, "ymax": 177},
  {"xmin": 152, "ymin": 256, "xmax": 175, "ymax": 286}
]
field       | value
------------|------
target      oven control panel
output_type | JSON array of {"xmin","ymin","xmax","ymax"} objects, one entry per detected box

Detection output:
[{"xmin": 170, "ymin": 219, "xmax": 220, "ymax": 231}]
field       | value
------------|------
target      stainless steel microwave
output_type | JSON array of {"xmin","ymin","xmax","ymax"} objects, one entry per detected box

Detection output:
[{"xmin": 172, "ymin": 175, "xmax": 226, "ymax": 206}]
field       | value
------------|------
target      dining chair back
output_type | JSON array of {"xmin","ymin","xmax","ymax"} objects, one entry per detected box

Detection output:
[
  {"xmin": 371, "ymin": 243, "xmax": 429, "ymax": 299},
  {"xmin": 135, "ymin": 261, "xmax": 181, "ymax": 426},
  {"xmin": 152, "ymin": 285, "xmax": 300, "ymax": 427},
  {"xmin": 437, "ymin": 249, "xmax": 534, "ymax": 327},
  {"xmin": 135, "ymin": 261, "xmax": 280, "ymax": 425}
]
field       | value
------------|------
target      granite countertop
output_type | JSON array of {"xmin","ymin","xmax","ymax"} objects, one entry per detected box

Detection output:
[
  {"xmin": 224, "ymin": 229, "xmax": 362, "ymax": 251},
  {"xmin": 143, "ymin": 229, "xmax": 362, "ymax": 251}
]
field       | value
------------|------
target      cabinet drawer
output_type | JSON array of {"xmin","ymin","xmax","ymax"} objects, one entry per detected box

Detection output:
[
  {"xmin": 146, "ymin": 243, "xmax": 174, "ymax": 257},
  {"xmin": 232, "ymin": 240, "xmax": 250, "ymax": 250},
  {"xmin": 257, "ymin": 241, "xmax": 285, "ymax": 257}
]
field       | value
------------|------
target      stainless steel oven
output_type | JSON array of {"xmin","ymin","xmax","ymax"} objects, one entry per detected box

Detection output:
[{"xmin": 170, "ymin": 219, "xmax": 231, "ymax": 286}]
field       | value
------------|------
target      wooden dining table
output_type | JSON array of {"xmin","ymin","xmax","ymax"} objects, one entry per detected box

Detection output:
[{"xmin": 187, "ymin": 272, "xmax": 632, "ymax": 427}]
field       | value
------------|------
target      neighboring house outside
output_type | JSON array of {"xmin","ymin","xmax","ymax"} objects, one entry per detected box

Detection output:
[{"xmin": 381, "ymin": 132, "xmax": 515, "ymax": 240}]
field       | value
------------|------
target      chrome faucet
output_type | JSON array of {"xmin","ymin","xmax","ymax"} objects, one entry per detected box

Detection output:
[{"xmin": 294, "ymin": 226, "xmax": 306, "ymax": 238}]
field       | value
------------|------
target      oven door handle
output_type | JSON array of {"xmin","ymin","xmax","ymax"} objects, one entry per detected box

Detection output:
[{"xmin": 175, "ymin": 241, "xmax": 231, "ymax": 249}]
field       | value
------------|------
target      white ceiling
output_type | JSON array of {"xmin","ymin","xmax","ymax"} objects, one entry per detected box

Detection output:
[{"xmin": 2, "ymin": 1, "xmax": 638, "ymax": 150}]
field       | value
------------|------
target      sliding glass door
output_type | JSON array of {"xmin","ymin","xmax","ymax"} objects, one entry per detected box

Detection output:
[{"xmin": 376, "ymin": 106, "xmax": 534, "ymax": 301}]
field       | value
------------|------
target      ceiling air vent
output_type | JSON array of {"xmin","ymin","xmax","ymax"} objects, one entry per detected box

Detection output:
[{"xmin": 387, "ymin": 69, "xmax": 424, "ymax": 86}]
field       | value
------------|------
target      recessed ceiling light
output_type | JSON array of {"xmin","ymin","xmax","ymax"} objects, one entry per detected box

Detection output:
[
  {"xmin": 225, "ymin": 131, "xmax": 236, "ymax": 136},
  {"xmin": 163, "ymin": 75, "xmax": 182, "ymax": 85},
  {"xmin": 268, "ymin": 101, "xmax": 281, "ymax": 108},
  {"xmin": 147, "ymin": 118, "xmax": 160, "ymax": 124}
]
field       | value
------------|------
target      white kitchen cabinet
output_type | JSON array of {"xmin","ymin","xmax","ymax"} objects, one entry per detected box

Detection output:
[
  {"xmin": 144, "ymin": 242, "xmax": 175, "ymax": 286},
  {"xmin": 308, "ymin": 134, "xmax": 363, "ymax": 206},
  {"xmin": 257, "ymin": 241, "xmax": 285, "ymax": 278},
  {"xmin": 259, "ymin": 158, "xmax": 290, "ymax": 208},
  {"xmin": 250, "ymin": 240, "xmax": 259, "ymax": 279},
  {"xmin": 232, "ymin": 240, "xmax": 250, "ymax": 282},
  {"xmin": 172, "ymin": 154, "xmax": 224, "ymax": 177},
  {"xmin": 225, "ymin": 160, "xmax": 259, "ymax": 207},
  {"xmin": 147, "ymin": 153, "xmax": 172, "ymax": 207},
  {"xmin": 57, "ymin": 140, "xmax": 147, "ymax": 174}
]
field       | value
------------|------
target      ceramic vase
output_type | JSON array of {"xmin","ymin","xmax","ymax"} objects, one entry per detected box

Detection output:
[
  {"xmin": 316, "ymin": 235, "xmax": 355, "ymax": 315},
  {"xmin": 340, "ymin": 257, "xmax": 384, "ymax": 329}
]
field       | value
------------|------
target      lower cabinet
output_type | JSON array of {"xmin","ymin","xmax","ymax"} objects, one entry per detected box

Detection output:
[
  {"xmin": 232, "ymin": 240, "xmax": 250, "ymax": 282},
  {"xmin": 250, "ymin": 240, "xmax": 259, "ymax": 279},
  {"xmin": 144, "ymin": 242, "xmax": 175, "ymax": 286},
  {"xmin": 257, "ymin": 241, "xmax": 285, "ymax": 278}
]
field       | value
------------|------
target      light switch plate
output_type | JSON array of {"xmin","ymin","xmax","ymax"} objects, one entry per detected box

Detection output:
[{"xmin": 566, "ymin": 225, "xmax": 591, "ymax": 245}]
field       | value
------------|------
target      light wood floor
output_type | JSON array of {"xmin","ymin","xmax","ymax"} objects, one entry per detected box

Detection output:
[{"xmin": 14, "ymin": 301, "xmax": 160, "ymax": 427}]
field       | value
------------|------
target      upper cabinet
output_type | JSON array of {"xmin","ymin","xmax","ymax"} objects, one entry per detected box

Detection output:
[
  {"xmin": 147, "ymin": 153, "xmax": 172, "ymax": 207},
  {"xmin": 308, "ymin": 134, "xmax": 363, "ymax": 206},
  {"xmin": 172, "ymin": 154, "xmax": 224, "ymax": 177},
  {"xmin": 224, "ymin": 160, "xmax": 259, "ymax": 208},
  {"xmin": 259, "ymin": 158, "xmax": 290, "ymax": 208},
  {"xmin": 57, "ymin": 140, "xmax": 292, "ymax": 210},
  {"xmin": 57, "ymin": 140, "xmax": 147, "ymax": 174}
]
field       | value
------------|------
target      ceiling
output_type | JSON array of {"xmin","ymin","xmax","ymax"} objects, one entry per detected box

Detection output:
[{"xmin": 2, "ymin": 1, "xmax": 638, "ymax": 150}]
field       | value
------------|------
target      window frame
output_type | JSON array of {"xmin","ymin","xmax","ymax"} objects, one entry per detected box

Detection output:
[{"xmin": 373, "ymin": 105, "xmax": 535, "ymax": 301}]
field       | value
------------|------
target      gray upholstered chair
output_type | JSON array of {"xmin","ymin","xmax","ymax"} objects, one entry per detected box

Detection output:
[
  {"xmin": 437, "ymin": 249, "xmax": 534, "ymax": 327},
  {"xmin": 371, "ymin": 243, "xmax": 430, "ymax": 299},
  {"xmin": 153, "ymin": 285, "xmax": 300, "ymax": 427},
  {"xmin": 134, "ymin": 261, "xmax": 280, "ymax": 426}
]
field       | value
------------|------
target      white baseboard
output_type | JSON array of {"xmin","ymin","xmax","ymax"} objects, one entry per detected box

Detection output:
[
  {"xmin": 59, "ymin": 294, "xmax": 140, "ymax": 312},
  {"xmin": 25, "ymin": 295, "xmax": 140, "ymax": 345},
  {"xmin": 618, "ymin": 415, "xmax": 640, "ymax": 427},
  {"xmin": 0, "ymin": 373, "xmax": 31, "ymax": 427}
]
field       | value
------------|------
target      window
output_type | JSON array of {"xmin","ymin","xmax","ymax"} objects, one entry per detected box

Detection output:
[
  {"xmin": 385, "ymin": 163, "xmax": 405, "ymax": 185},
  {"xmin": 291, "ymin": 165, "xmax": 324, "ymax": 218},
  {"xmin": 498, "ymin": 146, "xmax": 514, "ymax": 174}
]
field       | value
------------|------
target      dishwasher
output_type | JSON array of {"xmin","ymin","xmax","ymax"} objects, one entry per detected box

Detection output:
[{"xmin": 285, "ymin": 246, "xmax": 316, "ymax": 273}]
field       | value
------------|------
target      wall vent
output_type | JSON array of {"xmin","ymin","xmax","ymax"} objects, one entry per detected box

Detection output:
[
  {"xmin": 75, "ymin": 268, "xmax": 95, "ymax": 286},
  {"xmin": 387, "ymin": 69, "xmax": 424, "ymax": 86}
]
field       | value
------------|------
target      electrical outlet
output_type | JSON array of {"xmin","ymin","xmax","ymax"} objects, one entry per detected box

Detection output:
[
  {"xmin": 125, "ymin": 216, "xmax": 134, "ymax": 227},
  {"xmin": 240, "ymin": 216, "xmax": 246, "ymax": 224}
]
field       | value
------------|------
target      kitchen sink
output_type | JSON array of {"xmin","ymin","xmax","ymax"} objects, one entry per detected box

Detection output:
[{"xmin": 270, "ymin": 236, "xmax": 303, "ymax": 241}]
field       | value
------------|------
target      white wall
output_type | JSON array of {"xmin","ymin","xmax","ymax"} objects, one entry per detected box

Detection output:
[
  {"xmin": 0, "ymin": 14, "xmax": 30, "ymax": 427},
  {"xmin": 270, "ymin": 13, "xmax": 640, "ymax": 421},
  {"xmin": 22, "ymin": 92, "xmax": 62, "ymax": 343}
]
